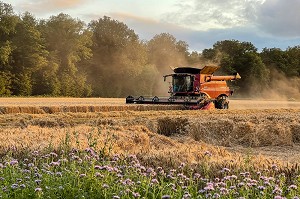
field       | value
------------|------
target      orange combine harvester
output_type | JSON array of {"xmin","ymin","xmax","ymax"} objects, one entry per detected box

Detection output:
[{"xmin": 126, "ymin": 66, "xmax": 241, "ymax": 110}]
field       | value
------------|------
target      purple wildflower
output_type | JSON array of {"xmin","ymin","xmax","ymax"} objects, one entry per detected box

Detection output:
[
  {"xmin": 95, "ymin": 172, "xmax": 104, "ymax": 178},
  {"xmin": 113, "ymin": 154, "xmax": 120, "ymax": 161},
  {"xmin": 204, "ymin": 182, "xmax": 214, "ymax": 191},
  {"xmin": 94, "ymin": 165, "xmax": 103, "ymax": 170},
  {"xmin": 50, "ymin": 161, "xmax": 60, "ymax": 166},
  {"xmin": 230, "ymin": 175, "xmax": 238, "ymax": 180},
  {"xmin": 10, "ymin": 160, "xmax": 18, "ymax": 166},
  {"xmin": 35, "ymin": 187, "xmax": 42, "ymax": 192},
  {"xmin": 268, "ymin": 177, "xmax": 275, "ymax": 181},
  {"xmin": 198, "ymin": 189, "xmax": 206, "ymax": 193},
  {"xmin": 183, "ymin": 192, "xmax": 191, "ymax": 199},
  {"xmin": 220, "ymin": 187, "xmax": 229, "ymax": 195},
  {"xmin": 11, "ymin": 184, "xmax": 19, "ymax": 189},
  {"xmin": 223, "ymin": 176, "xmax": 231, "ymax": 181},
  {"xmin": 132, "ymin": 192, "xmax": 141, "ymax": 198},
  {"xmin": 102, "ymin": 184, "xmax": 109, "ymax": 189},
  {"xmin": 147, "ymin": 167, "xmax": 155, "ymax": 175},
  {"xmin": 20, "ymin": 184, "xmax": 26, "ymax": 189},
  {"xmin": 264, "ymin": 181, "xmax": 271, "ymax": 186},
  {"xmin": 221, "ymin": 168, "xmax": 230, "ymax": 173},
  {"xmin": 35, "ymin": 179, "xmax": 42, "ymax": 185},
  {"xmin": 230, "ymin": 186, "xmax": 236, "ymax": 189},
  {"xmin": 22, "ymin": 169, "xmax": 31, "ymax": 174},
  {"xmin": 162, "ymin": 195, "xmax": 171, "ymax": 199},
  {"xmin": 151, "ymin": 178, "xmax": 159, "ymax": 184},
  {"xmin": 49, "ymin": 152, "xmax": 58, "ymax": 157},
  {"xmin": 85, "ymin": 147, "xmax": 96, "ymax": 156},
  {"xmin": 273, "ymin": 186, "xmax": 282, "ymax": 195},
  {"xmin": 167, "ymin": 174, "xmax": 175, "ymax": 180},
  {"xmin": 35, "ymin": 172, "xmax": 42, "ymax": 178},
  {"xmin": 79, "ymin": 174, "xmax": 86, "ymax": 178},
  {"xmin": 274, "ymin": 196, "xmax": 282, "ymax": 199},
  {"xmin": 157, "ymin": 166, "xmax": 163, "ymax": 171},
  {"xmin": 28, "ymin": 163, "xmax": 34, "ymax": 167},
  {"xmin": 257, "ymin": 171, "xmax": 261, "ymax": 176},
  {"xmin": 289, "ymin": 185, "xmax": 297, "ymax": 190},
  {"xmin": 122, "ymin": 178, "xmax": 134, "ymax": 186},
  {"xmin": 194, "ymin": 173, "xmax": 201, "ymax": 179},
  {"xmin": 140, "ymin": 166, "xmax": 146, "ymax": 171},
  {"xmin": 177, "ymin": 173, "xmax": 186, "ymax": 178}
]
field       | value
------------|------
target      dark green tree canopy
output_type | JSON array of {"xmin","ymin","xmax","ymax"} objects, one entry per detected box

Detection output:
[
  {"xmin": 202, "ymin": 40, "xmax": 270, "ymax": 96},
  {"xmin": 0, "ymin": 1, "xmax": 299, "ymax": 99}
]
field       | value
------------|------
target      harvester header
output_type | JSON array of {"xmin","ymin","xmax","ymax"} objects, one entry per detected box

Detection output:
[{"xmin": 126, "ymin": 66, "xmax": 241, "ymax": 110}]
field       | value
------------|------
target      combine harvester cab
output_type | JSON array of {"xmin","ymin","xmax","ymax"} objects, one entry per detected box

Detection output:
[{"xmin": 126, "ymin": 66, "xmax": 241, "ymax": 109}]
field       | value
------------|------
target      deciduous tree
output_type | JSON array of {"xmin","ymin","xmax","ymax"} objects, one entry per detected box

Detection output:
[{"xmin": 40, "ymin": 13, "xmax": 92, "ymax": 96}]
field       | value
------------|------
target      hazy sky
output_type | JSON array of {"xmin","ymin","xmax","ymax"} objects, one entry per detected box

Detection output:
[{"xmin": 5, "ymin": 0, "xmax": 300, "ymax": 52}]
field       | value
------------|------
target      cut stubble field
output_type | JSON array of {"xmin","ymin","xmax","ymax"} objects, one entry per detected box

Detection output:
[
  {"xmin": 1, "ymin": 97, "xmax": 300, "ymax": 198},
  {"xmin": 0, "ymin": 97, "xmax": 299, "ymax": 167}
]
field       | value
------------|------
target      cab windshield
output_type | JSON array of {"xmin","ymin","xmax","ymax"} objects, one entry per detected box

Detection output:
[{"xmin": 173, "ymin": 75, "xmax": 193, "ymax": 92}]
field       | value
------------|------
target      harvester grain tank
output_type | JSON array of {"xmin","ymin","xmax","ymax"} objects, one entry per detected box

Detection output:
[{"xmin": 126, "ymin": 66, "xmax": 241, "ymax": 109}]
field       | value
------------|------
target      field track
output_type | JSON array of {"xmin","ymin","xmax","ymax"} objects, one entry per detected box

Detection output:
[{"xmin": 0, "ymin": 98, "xmax": 299, "ymax": 113}]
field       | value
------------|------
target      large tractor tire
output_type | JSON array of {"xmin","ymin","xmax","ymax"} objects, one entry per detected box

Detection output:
[{"xmin": 215, "ymin": 96, "xmax": 229, "ymax": 109}]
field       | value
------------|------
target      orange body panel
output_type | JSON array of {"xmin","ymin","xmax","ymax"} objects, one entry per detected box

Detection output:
[
  {"xmin": 199, "ymin": 74, "xmax": 234, "ymax": 99},
  {"xmin": 200, "ymin": 81, "xmax": 231, "ymax": 99}
]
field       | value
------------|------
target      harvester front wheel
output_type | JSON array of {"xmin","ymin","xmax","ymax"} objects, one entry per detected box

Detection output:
[{"xmin": 215, "ymin": 96, "xmax": 229, "ymax": 109}]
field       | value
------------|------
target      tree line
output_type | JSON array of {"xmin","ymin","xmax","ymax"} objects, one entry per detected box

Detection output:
[{"xmin": 1, "ymin": 2, "xmax": 300, "ymax": 98}]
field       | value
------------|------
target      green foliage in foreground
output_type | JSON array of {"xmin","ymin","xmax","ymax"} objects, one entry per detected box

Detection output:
[{"xmin": 0, "ymin": 146, "xmax": 300, "ymax": 199}]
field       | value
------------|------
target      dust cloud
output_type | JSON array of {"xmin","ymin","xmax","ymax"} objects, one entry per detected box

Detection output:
[
  {"xmin": 151, "ymin": 52, "xmax": 220, "ymax": 96},
  {"xmin": 260, "ymin": 69, "xmax": 300, "ymax": 101}
]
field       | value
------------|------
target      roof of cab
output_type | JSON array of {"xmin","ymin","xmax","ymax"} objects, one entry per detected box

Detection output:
[{"xmin": 173, "ymin": 66, "xmax": 220, "ymax": 75}]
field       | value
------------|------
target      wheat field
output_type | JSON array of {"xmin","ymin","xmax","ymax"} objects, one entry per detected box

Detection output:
[
  {"xmin": 0, "ymin": 97, "xmax": 300, "ymax": 113},
  {"xmin": 0, "ymin": 97, "xmax": 299, "ymax": 170}
]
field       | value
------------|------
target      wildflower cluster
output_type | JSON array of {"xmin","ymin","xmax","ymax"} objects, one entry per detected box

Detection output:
[{"xmin": 0, "ymin": 149, "xmax": 299, "ymax": 198}]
